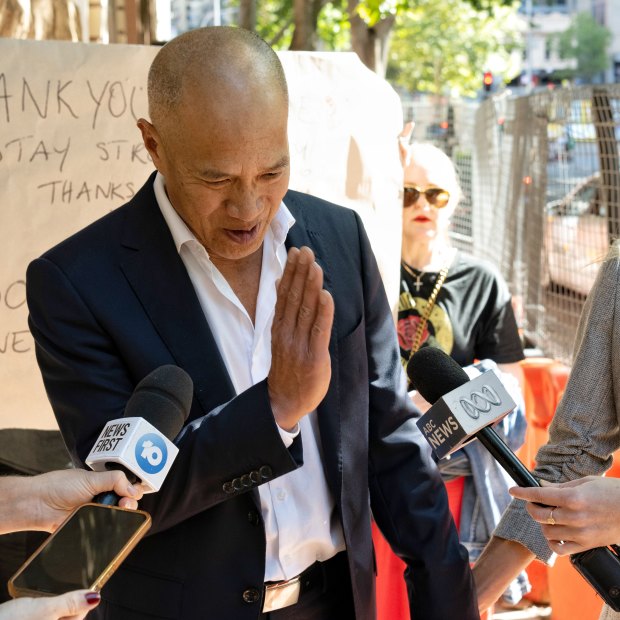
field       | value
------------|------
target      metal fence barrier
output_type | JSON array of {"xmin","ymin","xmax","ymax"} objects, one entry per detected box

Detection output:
[{"xmin": 403, "ymin": 86, "xmax": 620, "ymax": 366}]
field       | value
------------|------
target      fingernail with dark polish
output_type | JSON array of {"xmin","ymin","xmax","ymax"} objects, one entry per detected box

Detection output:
[{"xmin": 85, "ymin": 592, "xmax": 101, "ymax": 605}]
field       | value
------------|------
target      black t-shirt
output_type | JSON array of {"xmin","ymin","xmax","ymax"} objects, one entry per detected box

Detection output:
[{"xmin": 398, "ymin": 251, "xmax": 524, "ymax": 370}]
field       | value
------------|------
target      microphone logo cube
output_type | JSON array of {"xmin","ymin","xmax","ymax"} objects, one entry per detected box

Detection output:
[
  {"xmin": 416, "ymin": 370, "xmax": 516, "ymax": 459},
  {"xmin": 86, "ymin": 417, "xmax": 179, "ymax": 492},
  {"xmin": 135, "ymin": 433, "xmax": 168, "ymax": 474}
]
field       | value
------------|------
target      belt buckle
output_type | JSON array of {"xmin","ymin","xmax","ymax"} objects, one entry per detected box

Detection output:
[{"xmin": 262, "ymin": 576, "xmax": 301, "ymax": 613}]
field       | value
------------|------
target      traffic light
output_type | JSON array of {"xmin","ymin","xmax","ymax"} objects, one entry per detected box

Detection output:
[{"xmin": 483, "ymin": 71, "xmax": 493, "ymax": 93}]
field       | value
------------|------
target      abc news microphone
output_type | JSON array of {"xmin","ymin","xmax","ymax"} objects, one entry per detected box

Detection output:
[
  {"xmin": 408, "ymin": 346, "xmax": 620, "ymax": 612},
  {"xmin": 407, "ymin": 346, "xmax": 538, "ymax": 487},
  {"xmin": 86, "ymin": 365, "xmax": 193, "ymax": 505}
]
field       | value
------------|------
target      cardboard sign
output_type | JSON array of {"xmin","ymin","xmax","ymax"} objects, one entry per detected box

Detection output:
[{"xmin": 0, "ymin": 38, "xmax": 403, "ymax": 429}]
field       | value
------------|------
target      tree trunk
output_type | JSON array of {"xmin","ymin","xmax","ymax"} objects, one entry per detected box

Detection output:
[
  {"xmin": 238, "ymin": 0, "xmax": 255, "ymax": 32},
  {"xmin": 289, "ymin": 0, "xmax": 324, "ymax": 50},
  {"xmin": 347, "ymin": 0, "xmax": 394, "ymax": 77},
  {"xmin": 1, "ymin": 0, "xmax": 82, "ymax": 39}
]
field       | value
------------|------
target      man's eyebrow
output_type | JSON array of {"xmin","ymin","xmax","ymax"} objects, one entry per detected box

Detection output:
[
  {"xmin": 268, "ymin": 156, "xmax": 290, "ymax": 170},
  {"xmin": 201, "ymin": 156, "xmax": 290, "ymax": 179},
  {"xmin": 200, "ymin": 167, "xmax": 231, "ymax": 180}
]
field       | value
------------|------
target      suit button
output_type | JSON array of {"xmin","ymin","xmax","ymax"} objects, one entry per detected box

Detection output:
[
  {"xmin": 233, "ymin": 477, "xmax": 244, "ymax": 491},
  {"xmin": 247, "ymin": 510, "xmax": 260, "ymax": 526},
  {"xmin": 222, "ymin": 482, "xmax": 234, "ymax": 494},
  {"xmin": 259, "ymin": 465, "xmax": 273, "ymax": 481},
  {"xmin": 250, "ymin": 470, "xmax": 261, "ymax": 484},
  {"xmin": 241, "ymin": 474, "xmax": 252, "ymax": 488},
  {"xmin": 242, "ymin": 588, "xmax": 261, "ymax": 604}
]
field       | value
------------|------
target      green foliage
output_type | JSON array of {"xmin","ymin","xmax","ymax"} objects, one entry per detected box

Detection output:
[
  {"xmin": 555, "ymin": 12, "xmax": 611, "ymax": 81},
  {"xmin": 254, "ymin": 1, "xmax": 294, "ymax": 48},
  {"xmin": 353, "ymin": 0, "xmax": 409, "ymax": 26},
  {"xmin": 245, "ymin": 0, "xmax": 522, "ymax": 95},
  {"xmin": 317, "ymin": 2, "xmax": 351, "ymax": 50},
  {"xmin": 387, "ymin": 0, "xmax": 522, "ymax": 97},
  {"xmin": 461, "ymin": 0, "xmax": 517, "ymax": 10}
]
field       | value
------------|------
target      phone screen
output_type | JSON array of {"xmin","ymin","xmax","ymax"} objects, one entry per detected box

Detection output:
[{"xmin": 9, "ymin": 503, "xmax": 151, "ymax": 597}]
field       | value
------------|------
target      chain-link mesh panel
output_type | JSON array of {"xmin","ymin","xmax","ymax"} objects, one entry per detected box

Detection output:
[{"xmin": 403, "ymin": 86, "xmax": 620, "ymax": 366}]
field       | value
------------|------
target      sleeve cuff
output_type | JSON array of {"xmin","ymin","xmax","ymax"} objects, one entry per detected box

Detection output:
[
  {"xmin": 494, "ymin": 498, "xmax": 557, "ymax": 565},
  {"xmin": 277, "ymin": 423, "xmax": 300, "ymax": 448}
]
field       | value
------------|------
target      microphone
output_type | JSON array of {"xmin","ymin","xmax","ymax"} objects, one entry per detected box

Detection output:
[
  {"xmin": 407, "ymin": 346, "xmax": 539, "ymax": 488},
  {"xmin": 86, "ymin": 365, "xmax": 193, "ymax": 505},
  {"xmin": 408, "ymin": 347, "xmax": 620, "ymax": 611}
]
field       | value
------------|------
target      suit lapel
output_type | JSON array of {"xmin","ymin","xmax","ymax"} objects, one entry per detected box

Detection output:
[
  {"xmin": 284, "ymin": 192, "xmax": 343, "ymax": 495},
  {"xmin": 118, "ymin": 179, "xmax": 236, "ymax": 417}
]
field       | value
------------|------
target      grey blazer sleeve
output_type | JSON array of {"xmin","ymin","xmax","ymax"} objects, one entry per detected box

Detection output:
[{"xmin": 494, "ymin": 249, "xmax": 620, "ymax": 562}]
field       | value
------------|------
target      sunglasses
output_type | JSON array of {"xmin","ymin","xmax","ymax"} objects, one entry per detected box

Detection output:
[{"xmin": 403, "ymin": 185, "xmax": 451, "ymax": 209}]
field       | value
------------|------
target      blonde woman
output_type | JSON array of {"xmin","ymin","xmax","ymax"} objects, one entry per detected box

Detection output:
[{"xmin": 373, "ymin": 135, "xmax": 528, "ymax": 619}]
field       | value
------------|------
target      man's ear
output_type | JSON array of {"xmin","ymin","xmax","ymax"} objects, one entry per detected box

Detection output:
[{"xmin": 137, "ymin": 118, "xmax": 165, "ymax": 170}]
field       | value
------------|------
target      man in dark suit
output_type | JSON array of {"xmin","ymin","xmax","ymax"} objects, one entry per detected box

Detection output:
[{"xmin": 26, "ymin": 26, "xmax": 478, "ymax": 620}]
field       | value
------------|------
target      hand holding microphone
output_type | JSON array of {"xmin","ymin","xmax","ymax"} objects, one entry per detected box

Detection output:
[
  {"xmin": 407, "ymin": 346, "xmax": 539, "ymax": 487},
  {"xmin": 408, "ymin": 346, "xmax": 620, "ymax": 612},
  {"xmin": 86, "ymin": 364, "xmax": 193, "ymax": 505},
  {"xmin": 15, "ymin": 469, "xmax": 143, "ymax": 534},
  {"xmin": 510, "ymin": 477, "xmax": 620, "ymax": 555},
  {"xmin": 6, "ymin": 365, "xmax": 194, "ymax": 604}
]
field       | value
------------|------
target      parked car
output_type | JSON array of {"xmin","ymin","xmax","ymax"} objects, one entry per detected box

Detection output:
[{"xmin": 543, "ymin": 173, "xmax": 609, "ymax": 297}]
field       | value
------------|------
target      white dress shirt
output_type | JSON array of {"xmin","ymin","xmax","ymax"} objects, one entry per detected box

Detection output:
[{"xmin": 154, "ymin": 173, "xmax": 345, "ymax": 581}]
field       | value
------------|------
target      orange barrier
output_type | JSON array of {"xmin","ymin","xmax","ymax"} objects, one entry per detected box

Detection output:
[
  {"xmin": 519, "ymin": 357, "xmax": 570, "ymax": 608},
  {"xmin": 547, "ymin": 555, "xmax": 604, "ymax": 620},
  {"xmin": 372, "ymin": 477, "xmax": 493, "ymax": 619},
  {"xmin": 372, "ymin": 521, "xmax": 409, "ymax": 620},
  {"xmin": 519, "ymin": 358, "xmax": 569, "ymax": 471}
]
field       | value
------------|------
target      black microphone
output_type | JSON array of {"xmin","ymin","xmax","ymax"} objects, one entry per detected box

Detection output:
[
  {"xmin": 407, "ymin": 346, "xmax": 539, "ymax": 488},
  {"xmin": 408, "ymin": 347, "xmax": 620, "ymax": 611},
  {"xmin": 86, "ymin": 365, "xmax": 193, "ymax": 505}
]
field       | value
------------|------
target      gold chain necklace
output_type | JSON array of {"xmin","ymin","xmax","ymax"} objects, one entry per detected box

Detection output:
[{"xmin": 401, "ymin": 261, "xmax": 450, "ymax": 362}]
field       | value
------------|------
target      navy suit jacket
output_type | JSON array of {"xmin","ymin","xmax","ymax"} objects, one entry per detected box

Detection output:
[{"xmin": 26, "ymin": 174, "xmax": 478, "ymax": 620}]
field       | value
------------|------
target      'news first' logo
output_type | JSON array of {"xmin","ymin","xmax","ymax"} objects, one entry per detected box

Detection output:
[{"xmin": 86, "ymin": 417, "xmax": 179, "ymax": 492}]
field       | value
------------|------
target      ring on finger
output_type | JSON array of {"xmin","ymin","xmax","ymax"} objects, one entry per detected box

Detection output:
[{"xmin": 546, "ymin": 507, "xmax": 557, "ymax": 526}]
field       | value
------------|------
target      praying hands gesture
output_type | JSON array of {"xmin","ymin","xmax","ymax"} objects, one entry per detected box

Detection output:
[{"xmin": 268, "ymin": 246, "xmax": 334, "ymax": 431}]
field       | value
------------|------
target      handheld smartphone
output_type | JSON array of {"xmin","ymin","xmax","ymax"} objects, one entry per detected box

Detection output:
[
  {"xmin": 570, "ymin": 545, "xmax": 620, "ymax": 612},
  {"xmin": 8, "ymin": 503, "xmax": 151, "ymax": 598}
]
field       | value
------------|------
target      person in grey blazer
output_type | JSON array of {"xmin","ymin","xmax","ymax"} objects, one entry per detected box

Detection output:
[
  {"xmin": 473, "ymin": 242, "xmax": 620, "ymax": 620},
  {"xmin": 25, "ymin": 26, "xmax": 478, "ymax": 620}
]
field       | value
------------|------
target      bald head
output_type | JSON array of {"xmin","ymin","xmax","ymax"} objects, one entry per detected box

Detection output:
[{"xmin": 148, "ymin": 26, "xmax": 288, "ymax": 132}]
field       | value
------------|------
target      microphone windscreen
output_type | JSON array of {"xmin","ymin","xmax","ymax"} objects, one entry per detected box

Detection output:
[
  {"xmin": 407, "ymin": 346, "xmax": 469, "ymax": 404},
  {"xmin": 125, "ymin": 365, "xmax": 193, "ymax": 440}
]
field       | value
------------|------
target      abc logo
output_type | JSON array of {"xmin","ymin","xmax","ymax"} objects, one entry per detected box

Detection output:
[{"xmin": 135, "ymin": 433, "xmax": 168, "ymax": 474}]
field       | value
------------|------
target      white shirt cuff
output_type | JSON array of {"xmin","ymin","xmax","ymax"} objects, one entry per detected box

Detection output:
[{"xmin": 277, "ymin": 423, "xmax": 300, "ymax": 448}]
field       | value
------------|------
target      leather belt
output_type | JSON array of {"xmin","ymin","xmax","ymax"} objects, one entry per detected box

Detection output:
[{"xmin": 262, "ymin": 553, "xmax": 342, "ymax": 613}]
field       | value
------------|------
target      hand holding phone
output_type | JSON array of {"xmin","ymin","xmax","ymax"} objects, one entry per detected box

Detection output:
[
  {"xmin": 0, "ymin": 589, "xmax": 101, "ymax": 620},
  {"xmin": 9, "ymin": 503, "xmax": 151, "ymax": 598}
]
